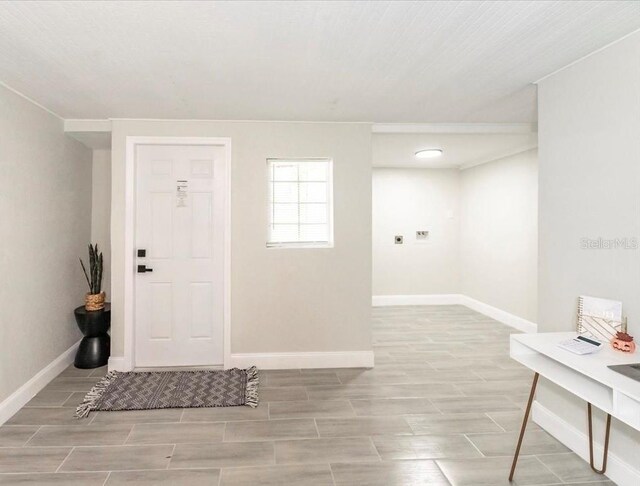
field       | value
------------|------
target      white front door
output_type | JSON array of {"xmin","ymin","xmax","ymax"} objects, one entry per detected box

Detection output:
[{"xmin": 134, "ymin": 143, "xmax": 226, "ymax": 367}]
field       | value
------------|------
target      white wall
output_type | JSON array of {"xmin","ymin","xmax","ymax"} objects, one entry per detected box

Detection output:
[
  {"xmin": 538, "ymin": 31, "xmax": 640, "ymax": 474},
  {"xmin": 372, "ymin": 169, "xmax": 459, "ymax": 295},
  {"xmin": 91, "ymin": 149, "xmax": 111, "ymax": 299},
  {"xmin": 0, "ymin": 85, "xmax": 92, "ymax": 404},
  {"xmin": 372, "ymin": 150, "xmax": 538, "ymax": 326},
  {"xmin": 109, "ymin": 120, "xmax": 372, "ymax": 363},
  {"xmin": 460, "ymin": 149, "xmax": 538, "ymax": 322}
]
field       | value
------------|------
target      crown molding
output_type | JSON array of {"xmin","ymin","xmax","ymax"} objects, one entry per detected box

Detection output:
[
  {"xmin": 534, "ymin": 27, "xmax": 640, "ymax": 84},
  {"xmin": 372, "ymin": 123, "xmax": 537, "ymax": 134},
  {"xmin": 460, "ymin": 144, "xmax": 538, "ymax": 170},
  {"xmin": 0, "ymin": 81, "xmax": 63, "ymax": 120},
  {"xmin": 64, "ymin": 119, "xmax": 112, "ymax": 132}
]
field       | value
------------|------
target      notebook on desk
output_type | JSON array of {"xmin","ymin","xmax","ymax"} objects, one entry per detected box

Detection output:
[{"xmin": 577, "ymin": 295, "xmax": 623, "ymax": 341}]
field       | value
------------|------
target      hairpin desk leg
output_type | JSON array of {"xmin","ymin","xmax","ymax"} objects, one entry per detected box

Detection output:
[
  {"xmin": 509, "ymin": 372, "xmax": 539, "ymax": 482},
  {"xmin": 587, "ymin": 402, "xmax": 611, "ymax": 474}
]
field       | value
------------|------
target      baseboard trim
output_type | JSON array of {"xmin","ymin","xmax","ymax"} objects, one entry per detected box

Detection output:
[
  {"xmin": 458, "ymin": 295, "xmax": 537, "ymax": 333},
  {"xmin": 108, "ymin": 356, "xmax": 132, "ymax": 372},
  {"xmin": 109, "ymin": 352, "xmax": 373, "ymax": 371},
  {"xmin": 227, "ymin": 351, "xmax": 374, "ymax": 370},
  {"xmin": 532, "ymin": 401, "xmax": 640, "ymax": 486},
  {"xmin": 372, "ymin": 294, "xmax": 462, "ymax": 306},
  {"xmin": 0, "ymin": 339, "xmax": 80, "ymax": 425},
  {"xmin": 372, "ymin": 294, "xmax": 537, "ymax": 333}
]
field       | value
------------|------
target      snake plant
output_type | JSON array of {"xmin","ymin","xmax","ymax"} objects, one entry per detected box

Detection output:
[{"xmin": 80, "ymin": 243, "xmax": 103, "ymax": 295}]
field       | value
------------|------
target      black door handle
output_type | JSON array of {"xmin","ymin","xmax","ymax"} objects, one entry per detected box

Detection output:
[{"xmin": 137, "ymin": 265, "xmax": 153, "ymax": 273}]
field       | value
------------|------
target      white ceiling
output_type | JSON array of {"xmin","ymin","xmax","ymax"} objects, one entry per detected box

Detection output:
[
  {"xmin": 372, "ymin": 132, "xmax": 538, "ymax": 169},
  {"xmin": 1, "ymin": 1, "xmax": 639, "ymax": 122}
]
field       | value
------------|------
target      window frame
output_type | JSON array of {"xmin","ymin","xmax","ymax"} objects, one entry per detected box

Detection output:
[{"xmin": 266, "ymin": 158, "xmax": 334, "ymax": 249}]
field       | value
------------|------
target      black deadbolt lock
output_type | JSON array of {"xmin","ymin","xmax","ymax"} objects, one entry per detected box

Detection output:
[{"xmin": 137, "ymin": 249, "xmax": 146, "ymax": 257}]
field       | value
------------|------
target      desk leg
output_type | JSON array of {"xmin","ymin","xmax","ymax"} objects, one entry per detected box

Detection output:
[
  {"xmin": 587, "ymin": 403, "xmax": 611, "ymax": 474},
  {"xmin": 509, "ymin": 372, "xmax": 539, "ymax": 482}
]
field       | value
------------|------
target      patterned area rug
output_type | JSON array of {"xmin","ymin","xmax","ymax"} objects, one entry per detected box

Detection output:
[{"xmin": 75, "ymin": 367, "xmax": 258, "ymax": 418}]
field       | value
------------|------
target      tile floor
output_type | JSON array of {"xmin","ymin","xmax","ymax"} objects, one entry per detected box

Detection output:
[{"xmin": 0, "ymin": 305, "xmax": 616, "ymax": 485}]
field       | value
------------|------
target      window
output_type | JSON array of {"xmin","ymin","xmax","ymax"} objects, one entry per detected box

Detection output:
[{"xmin": 267, "ymin": 158, "xmax": 333, "ymax": 247}]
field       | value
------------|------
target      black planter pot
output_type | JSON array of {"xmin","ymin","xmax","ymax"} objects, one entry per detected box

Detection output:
[{"xmin": 74, "ymin": 303, "xmax": 110, "ymax": 369}]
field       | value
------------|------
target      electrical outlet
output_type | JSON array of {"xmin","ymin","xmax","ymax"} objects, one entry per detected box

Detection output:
[
  {"xmin": 394, "ymin": 235, "xmax": 403, "ymax": 244},
  {"xmin": 416, "ymin": 231, "xmax": 429, "ymax": 240}
]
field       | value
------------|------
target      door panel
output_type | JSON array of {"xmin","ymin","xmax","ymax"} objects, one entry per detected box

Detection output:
[
  {"xmin": 190, "ymin": 282, "xmax": 213, "ymax": 338},
  {"xmin": 150, "ymin": 193, "xmax": 173, "ymax": 258},
  {"xmin": 191, "ymin": 192, "xmax": 213, "ymax": 258},
  {"xmin": 135, "ymin": 144, "xmax": 225, "ymax": 367},
  {"xmin": 149, "ymin": 282, "xmax": 172, "ymax": 339}
]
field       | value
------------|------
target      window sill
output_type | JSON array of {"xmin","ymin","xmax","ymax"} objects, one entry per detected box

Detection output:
[{"xmin": 266, "ymin": 243, "xmax": 334, "ymax": 249}]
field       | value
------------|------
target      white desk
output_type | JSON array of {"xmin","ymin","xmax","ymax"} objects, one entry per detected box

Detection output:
[{"xmin": 508, "ymin": 332, "xmax": 640, "ymax": 481}]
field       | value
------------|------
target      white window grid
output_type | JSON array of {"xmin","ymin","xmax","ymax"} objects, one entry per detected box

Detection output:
[{"xmin": 267, "ymin": 158, "xmax": 334, "ymax": 248}]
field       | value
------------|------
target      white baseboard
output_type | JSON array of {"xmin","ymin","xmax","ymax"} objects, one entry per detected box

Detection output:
[
  {"xmin": 108, "ymin": 356, "xmax": 132, "ymax": 372},
  {"xmin": 227, "ymin": 351, "xmax": 374, "ymax": 370},
  {"xmin": 110, "ymin": 351, "xmax": 373, "ymax": 371},
  {"xmin": 0, "ymin": 339, "xmax": 80, "ymax": 425},
  {"xmin": 458, "ymin": 295, "xmax": 537, "ymax": 333},
  {"xmin": 533, "ymin": 400, "xmax": 640, "ymax": 486},
  {"xmin": 372, "ymin": 293, "xmax": 537, "ymax": 333},
  {"xmin": 372, "ymin": 294, "xmax": 462, "ymax": 306}
]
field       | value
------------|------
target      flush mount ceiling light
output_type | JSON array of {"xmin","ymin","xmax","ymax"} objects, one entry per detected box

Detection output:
[{"xmin": 415, "ymin": 149, "xmax": 443, "ymax": 159}]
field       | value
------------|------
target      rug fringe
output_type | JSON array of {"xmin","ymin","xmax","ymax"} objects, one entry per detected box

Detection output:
[
  {"xmin": 245, "ymin": 366, "xmax": 259, "ymax": 408},
  {"xmin": 75, "ymin": 370, "xmax": 119, "ymax": 418}
]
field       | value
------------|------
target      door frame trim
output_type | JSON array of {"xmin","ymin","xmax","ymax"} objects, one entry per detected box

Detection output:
[{"xmin": 124, "ymin": 136, "xmax": 232, "ymax": 370}]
